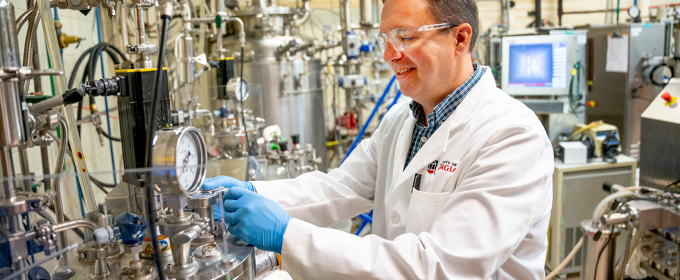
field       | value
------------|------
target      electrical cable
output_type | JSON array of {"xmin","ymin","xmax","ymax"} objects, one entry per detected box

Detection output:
[
  {"xmin": 649, "ymin": 63, "xmax": 675, "ymax": 86},
  {"xmin": 663, "ymin": 178, "xmax": 680, "ymax": 202},
  {"xmin": 568, "ymin": 60, "xmax": 584, "ymax": 117},
  {"xmin": 239, "ymin": 46, "xmax": 251, "ymax": 156},
  {"xmin": 592, "ymin": 226, "xmax": 613, "ymax": 279},
  {"xmin": 142, "ymin": 15, "xmax": 171, "ymax": 280},
  {"xmin": 89, "ymin": 175, "xmax": 116, "ymax": 188},
  {"xmin": 100, "ymin": 130, "xmax": 121, "ymax": 141}
]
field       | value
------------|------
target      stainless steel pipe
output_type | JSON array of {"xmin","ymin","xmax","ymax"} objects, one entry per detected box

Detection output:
[
  {"xmin": 21, "ymin": 7, "xmax": 40, "ymax": 94},
  {"xmin": 52, "ymin": 218, "xmax": 99, "ymax": 232},
  {"xmin": 0, "ymin": 0, "xmax": 27, "ymax": 148},
  {"xmin": 53, "ymin": 114, "xmax": 69, "ymax": 253}
]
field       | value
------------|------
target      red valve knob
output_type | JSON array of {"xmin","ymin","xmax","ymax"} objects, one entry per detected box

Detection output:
[{"xmin": 662, "ymin": 92, "xmax": 672, "ymax": 102}]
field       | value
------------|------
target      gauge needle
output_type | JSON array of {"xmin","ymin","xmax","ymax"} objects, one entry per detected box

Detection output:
[{"xmin": 181, "ymin": 151, "xmax": 192, "ymax": 173}]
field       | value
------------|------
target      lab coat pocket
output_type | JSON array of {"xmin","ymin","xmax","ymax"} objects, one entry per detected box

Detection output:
[{"xmin": 405, "ymin": 190, "xmax": 451, "ymax": 234}]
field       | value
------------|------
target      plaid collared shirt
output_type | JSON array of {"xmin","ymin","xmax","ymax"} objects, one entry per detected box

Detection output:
[{"xmin": 404, "ymin": 64, "xmax": 484, "ymax": 170}]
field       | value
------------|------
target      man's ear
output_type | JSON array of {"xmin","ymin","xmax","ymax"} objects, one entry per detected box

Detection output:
[{"xmin": 453, "ymin": 23, "xmax": 473, "ymax": 54}]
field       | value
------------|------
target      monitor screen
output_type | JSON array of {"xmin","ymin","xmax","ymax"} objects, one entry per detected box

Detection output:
[{"xmin": 507, "ymin": 42, "xmax": 568, "ymax": 88}]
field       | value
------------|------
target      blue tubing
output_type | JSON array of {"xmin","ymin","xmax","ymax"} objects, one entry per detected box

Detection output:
[
  {"xmin": 342, "ymin": 75, "xmax": 397, "ymax": 164},
  {"xmin": 387, "ymin": 90, "xmax": 402, "ymax": 111},
  {"xmin": 358, "ymin": 213, "xmax": 372, "ymax": 223},
  {"xmin": 354, "ymin": 210, "xmax": 373, "ymax": 236}
]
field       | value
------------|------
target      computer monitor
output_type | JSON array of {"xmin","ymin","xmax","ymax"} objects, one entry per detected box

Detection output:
[{"xmin": 501, "ymin": 35, "xmax": 575, "ymax": 96}]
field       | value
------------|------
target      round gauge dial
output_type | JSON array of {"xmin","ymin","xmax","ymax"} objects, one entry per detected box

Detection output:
[
  {"xmin": 226, "ymin": 77, "xmax": 249, "ymax": 101},
  {"xmin": 152, "ymin": 127, "xmax": 207, "ymax": 195},
  {"xmin": 176, "ymin": 133, "xmax": 200, "ymax": 189},
  {"xmin": 629, "ymin": 5, "xmax": 640, "ymax": 18}
]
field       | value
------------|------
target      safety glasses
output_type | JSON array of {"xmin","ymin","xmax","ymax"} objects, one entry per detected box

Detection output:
[{"xmin": 378, "ymin": 23, "xmax": 460, "ymax": 52}]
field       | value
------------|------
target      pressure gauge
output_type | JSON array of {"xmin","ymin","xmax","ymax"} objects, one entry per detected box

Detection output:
[
  {"xmin": 226, "ymin": 77, "xmax": 249, "ymax": 101},
  {"xmin": 152, "ymin": 126, "xmax": 207, "ymax": 195},
  {"xmin": 629, "ymin": 5, "xmax": 640, "ymax": 19}
]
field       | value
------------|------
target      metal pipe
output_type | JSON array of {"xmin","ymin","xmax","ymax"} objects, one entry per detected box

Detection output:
[
  {"xmin": 181, "ymin": 1, "xmax": 194, "ymax": 124},
  {"xmin": 134, "ymin": 6, "xmax": 152, "ymax": 69},
  {"xmin": 121, "ymin": 5, "xmax": 129, "ymax": 53},
  {"xmin": 37, "ymin": 209, "xmax": 56, "ymax": 225},
  {"xmin": 295, "ymin": 0, "xmax": 311, "ymax": 27},
  {"xmin": 618, "ymin": 221, "xmax": 635, "ymax": 280},
  {"xmin": 52, "ymin": 218, "xmax": 99, "ymax": 232},
  {"xmin": 28, "ymin": 0, "xmax": 41, "ymax": 94},
  {"xmin": 213, "ymin": 0, "xmax": 225, "ymax": 59},
  {"xmin": 17, "ymin": 147, "xmax": 31, "ymax": 191},
  {"xmin": 127, "ymin": 183, "xmax": 137, "ymax": 214},
  {"xmin": 0, "ymin": 147, "xmax": 16, "ymax": 200},
  {"xmin": 136, "ymin": 7, "xmax": 145, "ymax": 46},
  {"xmin": 0, "ymin": 0, "xmax": 28, "ymax": 149},
  {"xmin": 341, "ymin": 0, "xmax": 351, "ymax": 33},
  {"xmin": 602, "ymin": 212, "xmax": 630, "ymax": 225},
  {"xmin": 359, "ymin": 0, "xmax": 371, "ymax": 25},
  {"xmin": 227, "ymin": 17, "xmax": 246, "ymax": 48},
  {"xmin": 15, "ymin": 6, "xmax": 33, "ymax": 32},
  {"xmin": 53, "ymin": 114, "xmax": 69, "ymax": 254},
  {"xmin": 39, "ymin": 132, "xmax": 51, "ymax": 192},
  {"xmin": 506, "ymin": 0, "xmax": 510, "ymax": 32},
  {"xmin": 22, "ymin": 6, "xmax": 40, "ymax": 95},
  {"xmin": 534, "ymin": 0, "xmax": 541, "ymax": 29}
]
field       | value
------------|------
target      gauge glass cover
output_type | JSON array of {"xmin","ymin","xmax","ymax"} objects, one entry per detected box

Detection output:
[{"xmin": 176, "ymin": 133, "xmax": 200, "ymax": 190}]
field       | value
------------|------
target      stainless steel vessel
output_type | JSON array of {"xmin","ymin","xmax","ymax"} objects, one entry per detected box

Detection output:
[
  {"xmin": 52, "ymin": 233, "xmax": 266, "ymax": 280},
  {"xmin": 219, "ymin": 3, "xmax": 327, "ymax": 171}
]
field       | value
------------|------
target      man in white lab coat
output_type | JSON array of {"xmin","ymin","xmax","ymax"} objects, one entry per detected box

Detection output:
[{"xmin": 203, "ymin": 0, "xmax": 554, "ymax": 278}]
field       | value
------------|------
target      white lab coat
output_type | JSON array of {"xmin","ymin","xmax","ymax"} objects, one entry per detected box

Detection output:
[{"xmin": 254, "ymin": 67, "xmax": 554, "ymax": 280}]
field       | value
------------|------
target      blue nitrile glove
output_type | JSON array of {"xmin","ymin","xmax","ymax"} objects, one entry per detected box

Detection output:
[
  {"xmin": 201, "ymin": 176, "xmax": 255, "ymax": 220},
  {"xmin": 223, "ymin": 187, "xmax": 291, "ymax": 254}
]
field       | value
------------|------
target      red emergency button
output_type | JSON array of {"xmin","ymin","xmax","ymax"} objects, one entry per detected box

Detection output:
[{"xmin": 661, "ymin": 92, "xmax": 677, "ymax": 106}]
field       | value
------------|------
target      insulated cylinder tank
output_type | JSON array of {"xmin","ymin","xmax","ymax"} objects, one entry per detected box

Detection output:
[{"xmin": 220, "ymin": 5, "xmax": 327, "ymax": 171}]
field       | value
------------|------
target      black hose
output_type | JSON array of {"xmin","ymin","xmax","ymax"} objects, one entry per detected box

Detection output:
[
  {"xmin": 650, "ymin": 64, "xmax": 675, "ymax": 86},
  {"xmin": 100, "ymin": 130, "xmax": 121, "ymax": 141},
  {"xmin": 108, "ymin": 45, "xmax": 129, "ymax": 62},
  {"xmin": 89, "ymin": 175, "xmax": 116, "ymax": 188},
  {"xmin": 68, "ymin": 48, "xmax": 94, "ymax": 88},
  {"xmin": 142, "ymin": 15, "xmax": 170, "ymax": 280},
  {"xmin": 70, "ymin": 43, "xmax": 127, "ymax": 135},
  {"xmin": 239, "ymin": 46, "xmax": 251, "ymax": 155}
]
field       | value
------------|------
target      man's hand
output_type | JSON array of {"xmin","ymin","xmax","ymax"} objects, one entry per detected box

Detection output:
[
  {"xmin": 223, "ymin": 188, "xmax": 291, "ymax": 254},
  {"xmin": 201, "ymin": 176, "xmax": 255, "ymax": 219}
]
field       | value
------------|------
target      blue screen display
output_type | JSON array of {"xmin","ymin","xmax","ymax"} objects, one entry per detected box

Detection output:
[{"xmin": 508, "ymin": 42, "xmax": 568, "ymax": 88}]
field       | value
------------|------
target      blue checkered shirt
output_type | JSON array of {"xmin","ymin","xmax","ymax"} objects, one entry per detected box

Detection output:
[{"xmin": 404, "ymin": 64, "xmax": 484, "ymax": 169}]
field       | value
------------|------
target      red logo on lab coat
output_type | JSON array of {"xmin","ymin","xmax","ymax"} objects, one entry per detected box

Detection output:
[
  {"xmin": 437, "ymin": 161, "xmax": 457, "ymax": 173},
  {"xmin": 427, "ymin": 160, "xmax": 439, "ymax": 174}
]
